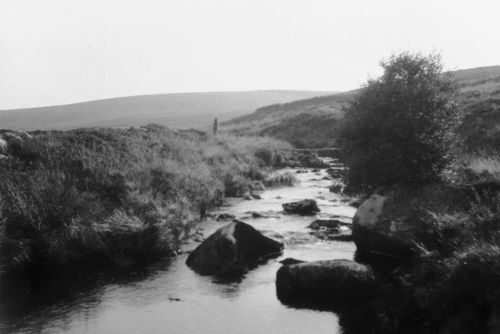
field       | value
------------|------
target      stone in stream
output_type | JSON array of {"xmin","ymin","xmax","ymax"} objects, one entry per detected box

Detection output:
[
  {"xmin": 186, "ymin": 221, "xmax": 283, "ymax": 276},
  {"xmin": 276, "ymin": 260, "xmax": 378, "ymax": 303},
  {"xmin": 282, "ymin": 199, "xmax": 320, "ymax": 216},
  {"xmin": 329, "ymin": 184, "xmax": 343, "ymax": 193},
  {"xmin": 326, "ymin": 168, "xmax": 346, "ymax": 179},
  {"xmin": 216, "ymin": 213, "xmax": 236, "ymax": 221},
  {"xmin": 307, "ymin": 219, "xmax": 352, "ymax": 241}
]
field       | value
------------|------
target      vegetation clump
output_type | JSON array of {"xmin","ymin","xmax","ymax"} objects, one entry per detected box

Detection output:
[
  {"xmin": 341, "ymin": 52, "xmax": 462, "ymax": 192},
  {"xmin": 0, "ymin": 125, "xmax": 291, "ymax": 276}
]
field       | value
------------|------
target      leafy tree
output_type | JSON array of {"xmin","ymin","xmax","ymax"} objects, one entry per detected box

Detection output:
[{"xmin": 340, "ymin": 52, "xmax": 461, "ymax": 192}]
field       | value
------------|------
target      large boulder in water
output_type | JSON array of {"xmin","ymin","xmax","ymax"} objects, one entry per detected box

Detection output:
[
  {"xmin": 352, "ymin": 183, "xmax": 475, "ymax": 259},
  {"xmin": 186, "ymin": 221, "xmax": 283, "ymax": 276},
  {"xmin": 282, "ymin": 199, "xmax": 320, "ymax": 215},
  {"xmin": 276, "ymin": 259, "xmax": 377, "ymax": 303}
]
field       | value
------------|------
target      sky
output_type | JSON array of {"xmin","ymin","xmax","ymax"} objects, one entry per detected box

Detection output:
[{"xmin": 1, "ymin": 0, "xmax": 499, "ymax": 109}]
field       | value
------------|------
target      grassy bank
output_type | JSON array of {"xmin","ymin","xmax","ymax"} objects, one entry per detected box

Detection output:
[{"xmin": 0, "ymin": 125, "xmax": 292, "ymax": 276}]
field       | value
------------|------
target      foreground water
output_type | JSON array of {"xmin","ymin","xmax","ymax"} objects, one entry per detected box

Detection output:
[{"xmin": 0, "ymin": 161, "xmax": 357, "ymax": 334}]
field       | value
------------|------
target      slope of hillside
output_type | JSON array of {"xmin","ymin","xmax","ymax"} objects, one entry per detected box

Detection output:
[
  {"xmin": 223, "ymin": 66, "xmax": 500, "ymax": 149},
  {"xmin": 223, "ymin": 90, "xmax": 358, "ymax": 147},
  {"xmin": 0, "ymin": 90, "xmax": 330, "ymax": 131}
]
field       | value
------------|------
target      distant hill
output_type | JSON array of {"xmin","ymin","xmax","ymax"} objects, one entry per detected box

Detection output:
[
  {"xmin": 224, "ymin": 66, "xmax": 500, "ymax": 149},
  {"xmin": 0, "ymin": 90, "xmax": 330, "ymax": 131}
]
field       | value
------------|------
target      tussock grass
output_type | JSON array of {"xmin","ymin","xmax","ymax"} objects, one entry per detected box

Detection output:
[{"xmin": 0, "ymin": 125, "xmax": 291, "ymax": 275}]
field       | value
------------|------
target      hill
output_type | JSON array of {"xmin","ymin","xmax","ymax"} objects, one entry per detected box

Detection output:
[
  {"xmin": 223, "ymin": 66, "xmax": 500, "ymax": 149},
  {"xmin": 0, "ymin": 90, "xmax": 330, "ymax": 131}
]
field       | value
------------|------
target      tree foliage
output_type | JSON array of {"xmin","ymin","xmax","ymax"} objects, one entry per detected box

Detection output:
[{"xmin": 341, "ymin": 52, "xmax": 462, "ymax": 191}]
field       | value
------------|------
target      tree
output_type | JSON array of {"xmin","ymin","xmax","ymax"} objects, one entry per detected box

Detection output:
[{"xmin": 340, "ymin": 52, "xmax": 461, "ymax": 192}]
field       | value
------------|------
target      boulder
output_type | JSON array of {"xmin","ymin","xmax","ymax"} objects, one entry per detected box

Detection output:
[
  {"xmin": 326, "ymin": 167, "xmax": 346, "ymax": 179},
  {"xmin": 251, "ymin": 194, "xmax": 262, "ymax": 200},
  {"xmin": 352, "ymin": 183, "xmax": 474, "ymax": 259},
  {"xmin": 308, "ymin": 219, "xmax": 352, "ymax": 241},
  {"xmin": 282, "ymin": 199, "xmax": 320, "ymax": 215},
  {"xmin": 276, "ymin": 259, "xmax": 378, "ymax": 303},
  {"xmin": 186, "ymin": 221, "xmax": 283, "ymax": 276},
  {"xmin": 329, "ymin": 184, "xmax": 343, "ymax": 193},
  {"xmin": 308, "ymin": 219, "xmax": 348, "ymax": 230}
]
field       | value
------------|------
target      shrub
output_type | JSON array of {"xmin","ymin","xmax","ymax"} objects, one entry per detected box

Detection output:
[{"xmin": 340, "ymin": 52, "xmax": 462, "ymax": 192}]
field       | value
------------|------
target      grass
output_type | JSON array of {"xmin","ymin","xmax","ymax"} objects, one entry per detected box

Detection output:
[{"xmin": 0, "ymin": 125, "xmax": 292, "ymax": 276}]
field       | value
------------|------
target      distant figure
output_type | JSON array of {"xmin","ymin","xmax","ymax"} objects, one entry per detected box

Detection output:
[{"xmin": 213, "ymin": 117, "xmax": 218, "ymax": 137}]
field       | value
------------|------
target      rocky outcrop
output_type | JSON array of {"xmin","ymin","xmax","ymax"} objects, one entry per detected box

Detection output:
[
  {"xmin": 186, "ymin": 221, "xmax": 283, "ymax": 276},
  {"xmin": 276, "ymin": 259, "xmax": 378, "ymax": 303},
  {"xmin": 352, "ymin": 183, "xmax": 474, "ymax": 259},
  {"xmin": 282, "ymin": 199, "xmax": 320, "ymax": 215}
]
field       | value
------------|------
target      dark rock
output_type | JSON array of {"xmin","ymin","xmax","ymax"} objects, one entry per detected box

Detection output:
[
  {"xmin": 217, "ymin": 213, "xmax": 236, "ymax": 221},
  {"xmin": 279, "ymin": 258, "xmax": 305, "ymax": 265},
  {"xmin": 311, "ymin": 168, "xmax": 320, "ymax": 173},
  {"xmin": 244, "ymin": 195, "xmax": 252, "ymax": 200},
  {"xmin": 308, "ymin": 219, "xmax": 349, "ymax": 230},
  {"xmin": 328, "ymin": 234, "xmax": 354, "ymax": 242},
  {"xmin": 326, "ymin": 168, "xmax": 346, "ymax": 179},
  {"xmin": 251, "ymin": 194, "xmax": 262, "ymax": 200},
  {"xmin": 329, "ymin": 184, "xmax": 343, "ymax": 193},
  {"xmin": 276, "ymin": 259, "xmax": 378, "ymax": 303},
  {"xmin": 282, "ymin": 199, "xmax": 320, "ymax": 215},
  {"xmin": 295, "ymin": 170, "xmax": 308, "ymax": 174},
  {"xmin": 186, "ymin": 221, "xmax": 283, "ymax": 276},
  {"xmin": 308, "ymin": 219, "xmax": 352, "ymax": 241}
]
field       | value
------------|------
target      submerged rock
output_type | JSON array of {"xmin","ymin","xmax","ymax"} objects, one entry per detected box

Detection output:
[
  {"xmin": 276, "ymin": 259, "xmax": 378, "ymax": 303},
  {"xmin": 282, "ymin": 199, "xmax": 320, "ymax": 215},
  {"xmin": 186, "ymin": 221, "xmax": 283, "ymax": 276}
]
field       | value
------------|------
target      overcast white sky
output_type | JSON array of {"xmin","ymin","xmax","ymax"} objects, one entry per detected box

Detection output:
[{"xmin": 1, "ymin": 0, "xmax": 499, "ymax": 109}]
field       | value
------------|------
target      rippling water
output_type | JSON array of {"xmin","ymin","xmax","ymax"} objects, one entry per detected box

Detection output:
[{"xmin": 0, "ymin": 162, "xmax": 357, "ymax": 334}]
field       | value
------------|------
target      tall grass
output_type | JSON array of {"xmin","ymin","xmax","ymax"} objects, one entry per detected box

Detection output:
[{"xmin": 0, "ymin": 125, "xmax": 291, "ymax": 275}]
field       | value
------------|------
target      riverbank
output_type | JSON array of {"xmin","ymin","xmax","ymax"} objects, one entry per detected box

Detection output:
[{"xmin": 0, "ymin": 125, "xmax": 295, "ymax": 277}]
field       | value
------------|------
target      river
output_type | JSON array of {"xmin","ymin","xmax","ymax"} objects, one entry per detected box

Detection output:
[{"xmin": 0, "ymin": 158, "xmax": 357, "ymax": 334}]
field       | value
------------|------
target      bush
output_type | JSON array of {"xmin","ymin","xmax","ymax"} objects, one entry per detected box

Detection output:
[{"xmin": 340, "ymin": 52, "xmax": 462, "ymax": 192}]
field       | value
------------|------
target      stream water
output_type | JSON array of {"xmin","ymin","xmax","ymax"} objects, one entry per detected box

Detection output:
[{"xmin": 0, "ymin": 159, "xmax": 357, "ymax": 334}]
